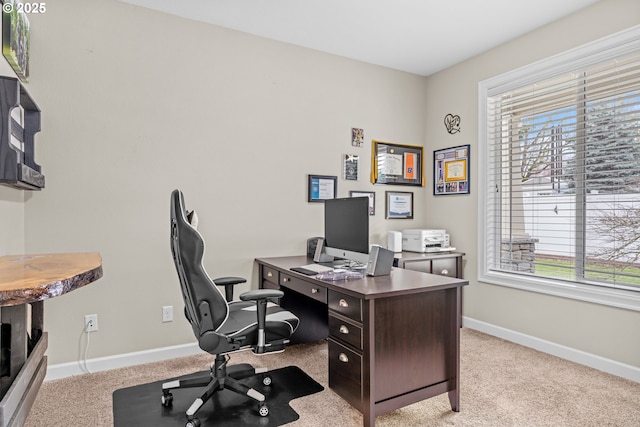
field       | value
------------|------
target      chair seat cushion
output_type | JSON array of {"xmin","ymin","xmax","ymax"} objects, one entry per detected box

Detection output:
[{"xmin": 218, "ymin": 301, "xmax": 299, "ymax": 344}]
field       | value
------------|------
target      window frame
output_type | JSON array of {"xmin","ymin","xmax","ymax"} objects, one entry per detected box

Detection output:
[{"xmin": 478, "ymin": 25, "xmax": 640, "ymax": 312}]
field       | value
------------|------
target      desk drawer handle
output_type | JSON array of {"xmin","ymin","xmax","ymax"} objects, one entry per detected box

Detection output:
[
  {"xmin": 339, "ymin": 325, "xmax": 349, "ymax": 334},
  {"xmin": 441, "ymin": 269, "xmax": 449, "ymax": 275},
  {"xmin": 283, "ymin": 277, "xmax": 289, "ymax": 283},
  {"xmin": 338, "ymin": 353, "xmax": 349, "ymax": 363},
  {"xmin": 311, "ymin": 288, "xmax": 319, "ymax": 294},
  {"xmin": 339, "ymin": 299, "xmax": 349, "ymax": 308},
  {"xmin": 267, "ymin": 272, "xmax": 273, "ymax": 278}
]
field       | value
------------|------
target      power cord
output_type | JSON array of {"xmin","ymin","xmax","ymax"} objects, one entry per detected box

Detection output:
[{"xmin": 78, "ymin": 320, "xmax": 93, "ymax": 374}]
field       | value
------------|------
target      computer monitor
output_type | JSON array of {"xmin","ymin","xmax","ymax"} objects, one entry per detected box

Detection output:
[{"xmin": 323, "ymin": 197, "xmax": 370, "ymax": 265}]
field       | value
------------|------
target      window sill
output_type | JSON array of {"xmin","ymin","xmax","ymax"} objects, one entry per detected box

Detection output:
[{"xmin": 478, "ymin": 269, "xmax": 640, "ymax": 312}]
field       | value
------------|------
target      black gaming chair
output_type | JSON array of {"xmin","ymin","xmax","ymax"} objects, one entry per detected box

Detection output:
[{"xmin": 163, "ymin": 189, "xmax": 299, "ymax": 427}]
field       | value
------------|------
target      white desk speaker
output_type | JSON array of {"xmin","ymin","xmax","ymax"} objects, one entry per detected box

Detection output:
[
  {"xmin": 312, "ymin": 237, "xmax": 334, "ymax": 263},
  {"xmin": 366, "ymin": 245, "xmax": 394, "ymax": 276},
  {"xmin": 387, "ymin": 231, "xmax": 402, "ymax": 252}
]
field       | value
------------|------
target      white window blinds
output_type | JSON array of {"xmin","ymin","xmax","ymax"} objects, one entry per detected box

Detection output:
[{"xmin": 482, "ymin": 27, "xmax": 640, "ymax": 296}]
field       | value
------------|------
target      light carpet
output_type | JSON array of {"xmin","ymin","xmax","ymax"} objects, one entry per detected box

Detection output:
[{"xmin": 25, "ymin": 328, "xmax": 640, "ymax": 426}]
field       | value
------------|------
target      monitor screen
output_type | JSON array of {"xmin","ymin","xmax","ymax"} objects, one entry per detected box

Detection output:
[{"xmin": 324, "ymin": 197, "xmax": 369, "ymax": 255}]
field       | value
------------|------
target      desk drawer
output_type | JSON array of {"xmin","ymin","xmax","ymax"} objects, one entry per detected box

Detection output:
[
  {"xmin": 432, "ymin": 258, "xmax": 457, "ymax": 277},
  {"xmin": 261, "ymin": 265, "xmax": 279, "ymax": 285},
  {"xmin": 401, "ymin": 259, "xmax": 432, "ymax": 274},
  {"xmin": 328, "ymin": 314, "xmax": 362, "ymax": 350},
  {"xmin": 280, "ymin": 274, "xmax": 327, "ymax": 304},
  {"xmin": 329, "ymin": 339, "xmax": 362, "ymax": 411},
  {"xmin": 328, "ymin": 290, "xmax": 362, "ymax": 322}
]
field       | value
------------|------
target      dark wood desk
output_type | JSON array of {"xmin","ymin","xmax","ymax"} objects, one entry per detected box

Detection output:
[
  {"xmin": 0, "ymin": 253, "xmax": 103, "ymax": 427},
  {"xmin": 256, "ymin": 256, "xmax": 468, "ymax": 427}
]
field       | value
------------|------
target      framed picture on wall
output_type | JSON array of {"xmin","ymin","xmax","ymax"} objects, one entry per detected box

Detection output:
[
  {"xmin": 2, "ymin": 0, "xmax": 31, "ymax": 82},
  {"xmin": 308, "ymin": 174, "xmax": 337, "ymax": 202},
  {"xmin": 385, "ymin": 191, "xmax": 413, "ymax": 219},
  {"xmin": 343, "ymin": 154, "xmax": 359, "ymax": 180},
  {"xmin": 371, "ymin": 140, "xmax": 424, "ymax": 186},
  {"xmin": 434, "ymin": 145, "xmax": 470, "ymax": 195}
]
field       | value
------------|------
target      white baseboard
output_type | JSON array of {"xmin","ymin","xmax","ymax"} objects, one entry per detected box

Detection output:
[
  {"xmin": 45, "ymin": 342, "xmax": 201, "ymax": 381},
  {"xmin": 463, "ymin": 316, "xmax": 640, "ymax": 383},
  {"xmin": 47, "ymin": 320, "xmax": 640, "ymax": 384}
]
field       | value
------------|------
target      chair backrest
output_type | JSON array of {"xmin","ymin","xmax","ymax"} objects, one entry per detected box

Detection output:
[{"xmin": 170, "ymin": 190, "xmax": 228, "ymax": 338}]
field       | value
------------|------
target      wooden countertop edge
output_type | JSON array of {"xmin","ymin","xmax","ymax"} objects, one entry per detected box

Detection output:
[{"xmin": 0, "ymin": 253, "xmax": 103, "ymax": 306}]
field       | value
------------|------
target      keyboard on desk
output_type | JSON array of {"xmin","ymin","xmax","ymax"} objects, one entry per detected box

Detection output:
[{"xmin": 290, "ymin": 263, "xmax": 333, "ymax": 276}]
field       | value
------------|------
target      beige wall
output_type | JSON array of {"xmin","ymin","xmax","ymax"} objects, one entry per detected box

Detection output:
[
  {"xmin": 425, "ymin": 0, "xmax": 640, "ymax": 367},
  {"xmin": 0, "ymin": 12, "xmax": 25, "ymax": 255},
  {"xmin": 22, "ymin": 0, "xmax": 427, "ymax": 364},
  {"xmin": 0, "ymin": 186, "xmax": 24, "ymax": 255}
]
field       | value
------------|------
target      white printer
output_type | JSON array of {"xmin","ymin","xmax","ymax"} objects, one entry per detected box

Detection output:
[{"xmin": 401, "ymin": 229, "xmax": 455, "ymax": 253}]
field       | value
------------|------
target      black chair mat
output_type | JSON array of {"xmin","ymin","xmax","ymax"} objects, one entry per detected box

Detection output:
[{"xmin": 113, "ymin": 366, "xmax": 324, "ymax": 426}]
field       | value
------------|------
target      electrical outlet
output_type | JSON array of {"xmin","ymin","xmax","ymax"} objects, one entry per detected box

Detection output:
[
  {"xmin": 162, "ymin": 305, "xmax": 173, "ymax": 323},
  {"xmin": 85, "ymin": 314, "xmax": 98, "ymax": 332}
]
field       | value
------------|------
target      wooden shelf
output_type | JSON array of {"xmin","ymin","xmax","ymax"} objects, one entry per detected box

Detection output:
[{"xmin": 0, "ymin": 76, "xmax": 43, "ymax": 190}]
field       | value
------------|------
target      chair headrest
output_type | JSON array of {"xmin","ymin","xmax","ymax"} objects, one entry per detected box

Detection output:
[{"xmin": 187, "ymin": 210, "xmax": 198, "ymax": 228}]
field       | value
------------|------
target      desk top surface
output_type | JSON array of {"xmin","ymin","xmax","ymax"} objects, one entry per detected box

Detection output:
[
  {"xmin": 395, "ymin": 251, "xmax": 465, "ymax": 261},
  {"xmin": 256, "ymin": 255, "xmax": 468, "ymax": 299},
  {"xmin": 0, "ymin": 252, "xmax": 103, "ymax": 306}
]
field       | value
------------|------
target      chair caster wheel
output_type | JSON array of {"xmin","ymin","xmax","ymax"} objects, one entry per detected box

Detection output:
[
  {"xmin": 161, "ymin": 392, "xmax": 173, "ymax": 407},
  {"xmin": 186, "ymin": 418, "xmax": 201, "ymax": 427},
  {"xmin": 262, "ymin": 375, "xmax": 272, "ymax": 386},
  {"xmin": 258, "ymin": 402, "xmax": 269, "ymax": 417}
]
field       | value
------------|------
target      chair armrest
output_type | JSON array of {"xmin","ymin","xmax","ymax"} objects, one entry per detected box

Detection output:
[
  {"xmin": 240, "ymin": 289, "xmax": 284, "ymax": 301},
  {"xmin": 213, "ymin": 276, "xmax": 247, "ymax": 302},
  {"xmin": 240, "ymin": 289, "xmax": 285, "ymax": 354}
]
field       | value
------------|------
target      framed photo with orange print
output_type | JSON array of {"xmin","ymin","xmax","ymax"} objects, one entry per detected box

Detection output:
[
  {"xmin": 434, "ymin": 144, "xmax": 470, "ymax": 195},
  {"xmin": 371, "ymin": 140, "xmax": 424, "ymax": 186}
]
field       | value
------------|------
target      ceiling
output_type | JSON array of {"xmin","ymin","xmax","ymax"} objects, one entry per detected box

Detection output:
[{"xmin": 120, "ymin": 0, "xmax": 601, "ymax": 76}]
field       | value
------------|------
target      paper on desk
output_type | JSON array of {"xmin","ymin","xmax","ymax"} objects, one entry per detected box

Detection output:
[{"xmin": 315, "ymin": 270, "xmax": 364, "ymax": 281}]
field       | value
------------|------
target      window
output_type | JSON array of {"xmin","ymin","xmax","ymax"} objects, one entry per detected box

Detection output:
[{"xmin": 479, "ymin": 26, "xmax": 640, "ymax": 311}]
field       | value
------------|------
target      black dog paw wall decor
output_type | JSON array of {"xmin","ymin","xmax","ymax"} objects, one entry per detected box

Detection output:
[{"xmin": 444, "ymin": 114, "xmax": 461, "ymax": 134}]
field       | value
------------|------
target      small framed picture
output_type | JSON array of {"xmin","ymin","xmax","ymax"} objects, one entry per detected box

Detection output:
[
  {"xmin": 350, "ymin": 191, "xmax": 376, "ymax": 216},
  {"xmin": 344, "ymin": 154, "xmax": 359, "ymax": 180},
  {"xmin": 351, "ymin": 128, "xmax": 364, "ymax": 147},
  {"xmin": 308, "ymin": 174, "xmax": 337, "ymax": 202},
  {"xmin": 385, "ymin": 191, "xmax": 413, "ymax": 219}
]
